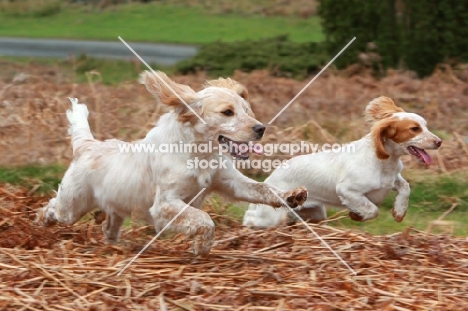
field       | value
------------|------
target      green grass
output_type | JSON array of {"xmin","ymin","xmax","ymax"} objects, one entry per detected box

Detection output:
[
  {"xmin": 327, "ymin": 207, "xmax": 468, "ymax": 236},
  {"xmin": 239, "ymin": 171, "xmax": 468, "ymax": 236},
  {"xmin": 0, "ymin": 3, "xmax": 323, "ymax": 43},
  {"xmin": 0, "ymin": 164, "xmax": 66, "ymax": 194},
  {"xmin": 2, "ymin": 165, "xmax": 466, "ymax": 236},
  {"xmin": 324, "ymin": 172, "xmax": 468, "ymax": 236}
]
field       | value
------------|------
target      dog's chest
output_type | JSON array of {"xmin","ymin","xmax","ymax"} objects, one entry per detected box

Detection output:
[
  {"xmin": 181, "ymin": 165, "xmax": 216, "ymax": 192},
  {"xmin": 367, "ymin": 173, "xmax": 397, "ymax": 205},
  {"xmin": 195, "ymin": 169, "xmax": 214, "ymax": 188}
]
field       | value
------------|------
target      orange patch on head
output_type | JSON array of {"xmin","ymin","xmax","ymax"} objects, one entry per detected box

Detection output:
[
  {"xmin": 364, "ymin": 96, "xmax": 405, "ymax": 123},
  {"xmin": 177, "ymin": 106, "xmax": 203, "ymax": 124},
  {"xmin": 389, "ymin": 119, "xmax": 422, "ymax": 143},
  {"xmin": 217, "ymin": 103, "xmax": 235, "ymax": 114},
  {"xmin": 371, "ymin": 118, "xmax": 422, "ymax": 159},
  {"xmin": 204, "ymin": 77, "xmax": 249, "ymax": 101}
]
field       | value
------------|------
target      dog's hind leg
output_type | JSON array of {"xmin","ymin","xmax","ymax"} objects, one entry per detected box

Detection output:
[
  {"xmin": 102, "ymin": 211, "xmax": 125, "ymax": 243},
  {"xmin": 294, "ymin": 202, "xmax": 327, "ymax": 223},
  {"xmin": 150, "ymin": 200, "xmax": 215, "ymax": 257},
  {"xmin": 36, "ymin": 163, "xmax": 95, "ymax": 227},
  {"xmin": 36, "ymin": 197, "xmax": 60, "ymax": 227}
]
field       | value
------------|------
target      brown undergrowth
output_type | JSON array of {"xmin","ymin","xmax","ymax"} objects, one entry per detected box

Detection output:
[
  {"xmin": 1, "ymin": 50, "xmax": 468, "ymax": 311},
  {"xmin": 1, "ymin": 62, "xmax": 468, "ymax": 174},
  {"xmin": 1, "ymin": 184, "xmax": 468, "ymax": 310}
]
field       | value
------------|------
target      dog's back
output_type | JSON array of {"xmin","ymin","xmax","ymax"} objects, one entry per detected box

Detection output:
[{"xmin": 243, "ymin": 140, "xmax": 374, "ymax": 227}]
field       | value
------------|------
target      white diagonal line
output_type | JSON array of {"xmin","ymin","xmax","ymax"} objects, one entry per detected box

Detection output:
[
  {"xmin": 117, "ymin": 188, "xmax": 207, "ymax": 276},
  {"xmin": 268, "ymin": 189, "xmax": 357, "ymax": 275},
  {"xmin": 118, "ymin": 36, "xmax": 206, "ymax": 124},
  {"xmin": 268, "ymin": 37, "xmax": 356, "ymax": 124}
]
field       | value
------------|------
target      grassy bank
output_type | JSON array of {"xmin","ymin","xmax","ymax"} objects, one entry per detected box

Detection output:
[
  {"xmin": 327, "ymin": 171, "xmax": 468, "ymax": 236},
  {"xmin": 0, "ymin": 3, "xmax": 323, "ymax": 43},
  {"xmin": 0, "ymin": 164, "xmax": 65, "ymax": 194},
  {"xmin": 1, "ymin": 165, "xmax": 467, "ymax": 236}
]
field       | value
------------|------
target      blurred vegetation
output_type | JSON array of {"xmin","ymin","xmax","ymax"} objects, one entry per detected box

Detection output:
[
  {"xmin": 155, "ymin": 0, "xmax": 317, "ymax": 18},
  {"xmin": 69, "ymin": 0, "xmax": 317, "ymax": 17},
  {"xmin": 72, "ymin": 54, "xmax": 173, "ymax": 85},
  {"xmin": 176, "ymin": 36, "xmax": 329, "ymax": 78},
  {"xmin": 2, "ymin": 55, "xmax": 173, "ymax": 85},
  {"xmin": 318, "ymin": 0, "xmax": 468, "ymax": 77},
  {"xmin": 0, "ymin": 0, "xmax": 62, "ymax": 17}
]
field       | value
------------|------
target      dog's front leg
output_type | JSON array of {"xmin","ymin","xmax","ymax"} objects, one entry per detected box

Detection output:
[
  {"xmin": 391, "ymin": 174, "xmax": 410, "ymax": 222},
  {"xmin": 214, "ymin": 163, "xmax": 307, "ymax": 208},
  {"xmin": 336, "ymin": 184, "xmax": 379, "ymax": 221},
  {"xmin": 150, "ymin": 200, "xmax": 215, "ymax": 257}
]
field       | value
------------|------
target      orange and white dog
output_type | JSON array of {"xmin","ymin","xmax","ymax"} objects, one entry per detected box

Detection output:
[
  {"xmin": 36, "ymin": 71, "xmax": 307, "ymax": 256},
  {"xmin": 243, "ymin": 96, "xmax": 442, "ymax": 227}
]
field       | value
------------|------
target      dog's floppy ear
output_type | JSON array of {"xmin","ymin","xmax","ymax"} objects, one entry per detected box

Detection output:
[
  {"xmin": 139, "ymin": 71, "xmax": 197, "ymax": 107},
  {"xmin": 204, "ymin": 77, "xmax": 249, "ymax": 101},
  {"xmin": 364, "ymin": 96, "xmax": 404, "ymax": 124},
  {"xmin": 371, "ymin": 118, "xmax": 397, "ymax": 160}
]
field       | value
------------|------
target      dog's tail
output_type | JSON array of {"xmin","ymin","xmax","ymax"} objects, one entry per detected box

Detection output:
[{"xmin": 67, "ymin": 98, "xmax": 94, "ymax": 156}]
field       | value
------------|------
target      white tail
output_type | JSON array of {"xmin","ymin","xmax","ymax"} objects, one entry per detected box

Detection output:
[{"xmin": 67, "ymin": 98, "xmax": 94, "ymax": 156}]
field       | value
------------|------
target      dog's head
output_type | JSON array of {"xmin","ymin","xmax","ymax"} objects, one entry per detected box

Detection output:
[
  {"xmin": 140, "ymin": 71, "xmax": 265, "ymax": 159},
  {"xmin": 365, "ymin": 96, "xmax": 442, "ymax": 165}
]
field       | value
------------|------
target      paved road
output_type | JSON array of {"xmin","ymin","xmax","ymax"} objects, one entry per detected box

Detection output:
[{"xmin": 0, "ymin": 37, "xmax": 198, "ymax": 65}]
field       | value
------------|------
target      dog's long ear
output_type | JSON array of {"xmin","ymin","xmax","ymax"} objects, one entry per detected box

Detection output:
[
  {"xmin": 204, "ymin": 77, "xmax": 249, "ymax": 101},
  {"xmin": 371, "ymin": 118, "xmax": 397, "ymax": 160},
  {"xmin": 364, "ymin": 96, "xmax": 404, "ymax": 124},
  {"xmin": 139, "ymin": 71, "xmax": 198, "ymax": 107}
]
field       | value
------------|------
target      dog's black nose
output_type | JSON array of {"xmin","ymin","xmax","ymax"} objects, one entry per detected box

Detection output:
[
  {"xmin": 253, "ymin": 124, "xmax": 266, "ymax": 138},
  {"xmin": 435, "ymin": 139, "xmax": 442, "ymax": 148}
]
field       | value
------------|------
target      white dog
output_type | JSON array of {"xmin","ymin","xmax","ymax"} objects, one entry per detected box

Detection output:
[
  {"xmin": 243, "ymin": 96, "xmax": 442, "ymax": 227},
  {"xmin": 36, "ymin": 71, "xmax": 307, "ymax": 256}
]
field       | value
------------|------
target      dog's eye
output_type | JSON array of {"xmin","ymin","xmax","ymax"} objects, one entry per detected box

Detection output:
[
  {"xmin": 222, "ymin": 109, "xmax": 234, "ymax": 116},
  {"xmin": 410, "ymin": 126, "xmax": 421, "ymax": 132}
]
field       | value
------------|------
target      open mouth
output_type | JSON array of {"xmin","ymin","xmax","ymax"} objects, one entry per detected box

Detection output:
[
  {"xmin": 407, "ymin": 146, "xmax": 431, "ymax": 166},
  {"xmin": 218, "ymin": 135, "xmax": 263, "ymax": 160}
]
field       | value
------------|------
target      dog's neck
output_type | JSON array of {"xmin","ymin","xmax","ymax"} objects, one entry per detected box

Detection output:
[
  {"xmin": 142, "ymin": 112, "xmax": 197, "ymax": 144},
  {"xmin": 383, "ymin": 139, "xmax": 407, "ymax": 159},
  {"xmin": 141, "ymin": 111, "xmax": 217, "ymax": 159},
  {"xmin": 364, "ymin": 134, "xmax": 404, "ymax": 166}
]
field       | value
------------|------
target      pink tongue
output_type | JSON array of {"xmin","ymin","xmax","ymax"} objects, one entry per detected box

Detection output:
[
  {"xmin": 416, "ymin": 148, "xmax": 431, "ymax": 166},
  {"xmin": 231, "ymin": 142, "xmax": 264, "ymax": 156},
  {"xmin": 252, "ymin": 144, "xmax": 263, "ymax": 155}
]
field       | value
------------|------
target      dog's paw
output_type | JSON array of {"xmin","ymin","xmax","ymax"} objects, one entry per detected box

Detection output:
[
  {"xmin": 35, "ymin": 208, "xmax": 57, "ymax": 227},
  {"xmin": 192, "ymin": 225, "xmax": 215, "ymax": 257},
  {"xmin": 349, "ymin": 208, "xmax": 379, "ymax": 222},
  {"xmin": 285, "ymin": 187, "xmax": 308, "ymax": 208},
  {"xmin": 391, "ymin": 208, "xmax": 406, "ymax": 222},
  {"xmin": 93, "ymin": 210, "xmax": 106, "ymax": 225},
  {"xmin": 348, "ymin": 211, "xmax": 364, "ymax": 222}
]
